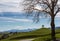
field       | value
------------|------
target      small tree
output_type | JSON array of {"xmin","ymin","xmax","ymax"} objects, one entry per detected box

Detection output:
[
  {"xmin": 23, "ymin": 0, "xmax": 60, "ymax": 41},
  {"xmin": 42, "ymin": 25, "xmax": 44, "ymax": 28}
]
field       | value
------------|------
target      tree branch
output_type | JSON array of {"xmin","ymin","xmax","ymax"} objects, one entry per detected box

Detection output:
[
  {"xmin": 54, "ymin": 7, "xmax": 60, "ymax": 16},
  {"xmin": 33, "ymin": 7, "xmax": 50, "ymax": 14}
]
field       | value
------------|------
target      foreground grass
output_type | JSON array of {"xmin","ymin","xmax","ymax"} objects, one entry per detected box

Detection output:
[
  {"xmin": 1, "ymin": 39, "xmax": 18, "ymax": 41},
  {"xmin": 32, "ymin": 33, "xmax": 60, "ymax": 41},
  {"xmin": 32, "ymin": 28, "xmax": 60, "ymax": 41},
  {"xmin": 0, "ymin": 28, "xmax": 60, "ymax": 41}
]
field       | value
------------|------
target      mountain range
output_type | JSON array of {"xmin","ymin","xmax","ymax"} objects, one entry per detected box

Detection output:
[
  {"xmin": 1, "ymin": 27, "xmax": 60, "ymax": 32},
  {"xmin": 3, "ymin": 28, "xmax": 37, "ymax": 32}
]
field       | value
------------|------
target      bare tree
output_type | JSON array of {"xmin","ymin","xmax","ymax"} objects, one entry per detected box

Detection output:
[{"xmin": 23, "ymin": 0, "xmax": 60, "ymax": 41}]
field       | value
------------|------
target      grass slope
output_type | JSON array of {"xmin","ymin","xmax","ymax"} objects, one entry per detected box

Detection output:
[{"xmin": 0, "ymin": 28, "xmax": 60, "ymax": 41}]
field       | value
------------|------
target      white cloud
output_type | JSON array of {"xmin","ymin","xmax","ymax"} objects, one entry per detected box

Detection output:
[
  {"xmin": 0, "ymin": 17, "xmax": 33, "ymax": 22},
  {"xmin": 0, "ymin": 26, "xmax": 27, "ymax": 32},
  {"xmin": 14, "ymin": 26, "xmax": 28, "ymax": 30},
  {"xmin": 0, "ymin": 0, "xmax": 60, "ymax": 17},
  {"xmin": 8, "ymin": 26, "xmax": 26, "ymax": 30},
  {"xmin": 58, "ymin": 0, "xmax": 60, "ymax": 5},
  {"xmin": 56, "ymin": 12, "xmax": 60, "ymax": 17},
  {"xmin": 0, "ymin": 0, "xmax": 24, "ymax": 12}
]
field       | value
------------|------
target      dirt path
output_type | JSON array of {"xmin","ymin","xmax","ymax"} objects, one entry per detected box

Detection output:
[{"xmin": 19, "ymin": 39, "xmax": 34, "ymax": 41}]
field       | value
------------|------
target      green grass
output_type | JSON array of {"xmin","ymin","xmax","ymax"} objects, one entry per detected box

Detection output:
[
  {"xmin": 32, "ymin": 34, "xmax": 60, "ymax": 41},
  {"xmin": 32, "ymin": 28, "xmax": 60, "ymax": 41},
  {"xmin": 0, "ymin": 28, "xmax": 60, "ymax": 41},
  {"xmin": 1, "ymin": 39, "xmax": 18, "ymax": 41},
  {"xmin": 9, "ymin": 28, "xmax": 51, "ymax": 40},
  {"xmin": 33, "ymin": 36, "xmax": 51, "ymax": 41}
]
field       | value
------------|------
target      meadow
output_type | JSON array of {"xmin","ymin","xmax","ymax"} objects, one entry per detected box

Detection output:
[{"xmin": 0, "ymin": 28, "xmax": 60, "ymax": 41}]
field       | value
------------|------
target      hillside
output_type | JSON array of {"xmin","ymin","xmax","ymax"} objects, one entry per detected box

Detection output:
[
  {"xmin": 0, "ymin": 28, "xmax": 60, "ymax": 41},
  {"xmin": 0, "ymin": 28, "xmax": 50, "ymax": 40}
]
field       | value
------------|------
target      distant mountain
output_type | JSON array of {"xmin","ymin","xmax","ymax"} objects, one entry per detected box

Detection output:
[
  {"xmin": 3, "ymin": 29, "xmax": 36, "ymax": 32},
  {"xmin": 47, "ymin": 27, "xmax": 60, "ymax": 29},
  {"xmin": 55, "ymin": 27, "xmax": 60, "ymax": 29}
]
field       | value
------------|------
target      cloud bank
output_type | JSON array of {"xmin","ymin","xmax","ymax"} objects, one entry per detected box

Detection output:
[{"xmin": 0, "ymin": 0, "xmax": 23, "ymax": 12}]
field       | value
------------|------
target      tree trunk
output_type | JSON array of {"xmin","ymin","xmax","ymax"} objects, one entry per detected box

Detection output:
[{"xmin": 51, "ymin": 17, "xmax": 56, "ymax": 41}]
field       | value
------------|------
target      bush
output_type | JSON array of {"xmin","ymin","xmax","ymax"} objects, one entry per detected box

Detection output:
[{"xmin": 1, "ymin": 34, "xmax": 9, "ymax": 39}]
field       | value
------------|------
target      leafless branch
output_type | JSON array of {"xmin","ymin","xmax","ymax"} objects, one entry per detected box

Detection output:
[
  {"xmin": 23, "ymin": 0, "xmax": 60, "ymax": 22},
  {"xmin": 54, "ymin": 7, "xmax": 60, "ymax": 16}
]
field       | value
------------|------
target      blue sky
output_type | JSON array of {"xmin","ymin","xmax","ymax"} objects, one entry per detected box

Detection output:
[{"xmin": 0, "ymin": 0, "xmax": 60, "ymax": 31}]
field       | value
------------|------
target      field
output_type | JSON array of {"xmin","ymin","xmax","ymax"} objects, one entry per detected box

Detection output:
[{"xmin": 0, "ymin": 28, "xmax": 60, "ymax": 41}]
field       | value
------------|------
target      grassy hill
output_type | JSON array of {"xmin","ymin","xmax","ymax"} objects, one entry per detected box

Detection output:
[{"xmin": 0, "ymin": 28, "xmax": 60, "ymax": 41}]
